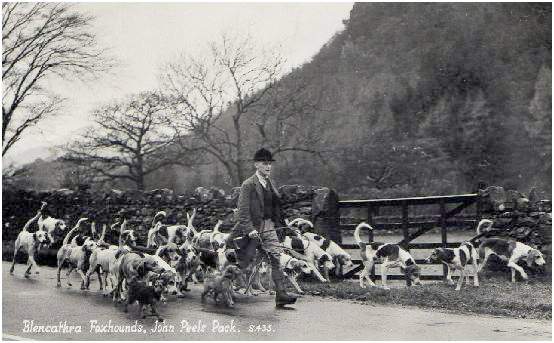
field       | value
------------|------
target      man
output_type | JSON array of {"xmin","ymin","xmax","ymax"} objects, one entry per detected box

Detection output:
[{"xmin": 229, "ymin": 148, "xmax": 298, "ymax": 308}]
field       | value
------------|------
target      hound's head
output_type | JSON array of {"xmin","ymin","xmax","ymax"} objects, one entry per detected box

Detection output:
[
  {"xmin": 335, "ymin": 254, "xmax": 354, "ymax": 270},
  {"xmin": 157, "ymin": 243, "xmax": 180, "ymax": 263},
  {"xmin": 158, "ymin": 270, "xmax": 179, "ymax": 295},
  {"xmin": 425, "ymin": 248, "xmax": 446, "ymax": 264},
  {"xmin": 527, "ymin": 249, "xmax": 546, "ymax": 267},
  {"xmin": 49, "ymin": 220, "xmax": 67, "ymax": 241},
  {"xmin": 33, "ymin": 230, "xmax": 50, "ymax": 246},
  {"xmin": 121, "ymin": 230, "xmax": 137, "ymax": 246},
  {"xmin": 404, "ymin": 264, "xmax": 422, "ymax": 286},
  {"xmin": 138, "ymin": 258, "xmax": 162, "ymax": 276},
  {"xmin": 318, "ymin": 254, "xmax": 335, "ymax": 271},
  {"xmin": 290, "ymin": 259, "xmax": 312, "ymax": 275},
  {"xmin": 82, "ymin": 239, "xmax": 98, "ymax": 252},
  {"xmin": 179, "ymin": 242, "xmax": 198, "ymax": 264},
  {"xmin": 55, "ymin": 220, "xmax": 67, "ymax": 231}
]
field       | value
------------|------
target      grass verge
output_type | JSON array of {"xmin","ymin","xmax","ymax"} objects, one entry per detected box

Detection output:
[{"xmin": 299, "ymin": 272, "xmax": 552, "ymax": 320}]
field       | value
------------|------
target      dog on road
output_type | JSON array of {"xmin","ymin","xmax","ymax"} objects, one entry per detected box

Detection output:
[{"xmin": 10, "ymin": 202, "xmax": 50, "ymax": 277}]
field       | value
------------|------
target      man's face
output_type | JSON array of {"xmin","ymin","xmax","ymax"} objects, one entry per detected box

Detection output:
[{"xmin": 255, "ymin": 161, "xmax": 272, "ymax": 178}]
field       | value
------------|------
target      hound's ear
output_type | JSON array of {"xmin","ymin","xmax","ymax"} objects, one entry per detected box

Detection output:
[
  {"xmin": 526, "ymin": 250, "xmax": 538, "ymax": 267},
  {"xmin": 404, "ymin": 265, "xmax": 419, "ymax": 286}
]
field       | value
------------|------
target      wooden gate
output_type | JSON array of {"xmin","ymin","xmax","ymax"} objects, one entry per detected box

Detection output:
[{"xmin": 338, "ymin": 193, "xmax": 482, "ymax": 280}]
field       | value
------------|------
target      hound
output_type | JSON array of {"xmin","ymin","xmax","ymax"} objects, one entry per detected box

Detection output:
[
  {"xmin": 85, "ymin": 222, "xmax": 123, "ymax": 292},
  {"xmin": 143, "ymin": 243, "xmax": 182, "ymax": 298},
  {"xmin": 56, "ymin": 217, "xmax": 93, "ymax": 288},
  {"xmin": 354, "ymin": 222, "xmax": 421, "ymax": 290},
  {"xmin": 113, "ymin": 251, "xmax": 163, "ymax": 303},
  {"xmin": 193, "ymin": 220, "xmax": 229, "ymax": 250},
  {"xmin": 261, "ymin": 252, "xmax": 314, "ymax": 295},
  {"xmin": 281, "ymin": 236, "xmax": 334, "ymax": 282},
  {"xmin": 38, "ymin": 211, "xmax": 67, "ymax": 245},
  {"xmin": 175, "ymin": 241, "xmax": 202, "ymax": 292},
  {"xmin": 478, "ymin": 238, "xmax": 546, "ymax": 282},
  {"xmin": 425, "ymin": 242, "xmax": 479, "ymax": 290},
  {"xmin": 303, "ymin": 232, "xmax": 355, "ymax": 278},
  {"xmin": 209, "ymin": 220, "xmax": 230, "ymax": 249},
  {"xmin": 167, "ymin": 209, "xmax": 198, "ymax": 245},
  {"xmin": 10, "ymin": 202, "xmax": 50, "ymax": 277},
  {"xmin": 151, "ymin": 209, "xmax": 198, "ymax": 246}
]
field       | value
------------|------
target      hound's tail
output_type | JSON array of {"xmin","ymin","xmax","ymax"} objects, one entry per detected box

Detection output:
[
  {"xmin": 118, "ymin": 220, "xmax": 128, "ymax": 248},
  {"xmin": 213, "ymin": 220, "xmax": 223, "ymax": 233},
  {"xmin": 63, "ymin": 218, "xmax": 88, "ymax": 246},
  {"xmin": 23, "ymin": 202, "xmax": 48, "ymax": 232},
  {"xmin": 152, "ymin": 211, "xmax": 167, "ymax": 226},
  {"xmin": 209, "ymin": 220, "xmax": 224, "ymax": 246},
  {"xmin": 476, "ymin": 219, "xmax": 494, "ymax": 235},
  {"xmin": 99, "ymin": 223, "xmax": 108, "ymax": 242},
  {"xmin": 353, "ymin": 222, "xmax": 373, "ymax": 248},
  {"xmin": 287, "ymin": 217, "xmax": 313, "ymax": 228}
]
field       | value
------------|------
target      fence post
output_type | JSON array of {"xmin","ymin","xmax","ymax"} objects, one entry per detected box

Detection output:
[
  {"xmin": 402, "ymin": 201, "xmax": 409, "ymax": 249},
  {"xmin": 368, "ymin": 204, "xmax": 375, "ymax": 280},
  {"xmin": 311, "ymin": 187, "xmax": 341, "ymax": 244},
  {"xmin": 440, "ymin": 199, "xmax": 448, "ymax": 278}
]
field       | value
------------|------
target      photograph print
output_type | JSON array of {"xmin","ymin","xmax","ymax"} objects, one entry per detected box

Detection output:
[{"xmin": 2, "ymin": 2, "xmax": 552, "ymax": 341}]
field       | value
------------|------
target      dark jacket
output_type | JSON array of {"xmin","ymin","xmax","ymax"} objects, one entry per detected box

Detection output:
[
  {"xmin": 232, "ymin": 173, "xmax": 283, "ymax": 237},
  {"xmin": 228, "ymin": 173, "xmax": 284, "ymax": 267}
]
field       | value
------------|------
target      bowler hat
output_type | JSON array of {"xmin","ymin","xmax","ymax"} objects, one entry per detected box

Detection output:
[{"xmin": 253, "ymin": 148, "xmax": 275, "ymax": 162}]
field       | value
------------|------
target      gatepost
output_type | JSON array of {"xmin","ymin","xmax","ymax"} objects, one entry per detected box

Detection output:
[{"xmin": 311, "ymin": 187, "xmax": 341, "ymax": 244}]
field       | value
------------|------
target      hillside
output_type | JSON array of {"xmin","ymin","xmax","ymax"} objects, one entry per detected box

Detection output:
[{"xmin": 5, "ymin": 3, "xmax": 551, "ymax": 199}]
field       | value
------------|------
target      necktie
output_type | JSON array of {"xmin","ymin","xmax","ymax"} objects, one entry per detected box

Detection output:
[{"xmin": 265, "ymin": 176, "xmax": 281, "ymax": 198}]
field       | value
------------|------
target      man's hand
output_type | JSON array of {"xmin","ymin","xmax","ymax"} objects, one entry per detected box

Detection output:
[{"xmin": 248, "ymin": 230, "xmax": 259, "ymax": 239}]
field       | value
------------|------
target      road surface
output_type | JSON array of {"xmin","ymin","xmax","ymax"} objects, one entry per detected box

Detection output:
[{"xmin": 2, "ymin": 262, "xmax": 551, "ymax": 341}]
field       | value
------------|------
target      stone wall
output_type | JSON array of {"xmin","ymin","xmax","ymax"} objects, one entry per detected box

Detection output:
[
  {"xmin": 478, "ymin": 186, "xmax": 552, "ymax": 255},
  {"xmin": 2, "ymin": 185, "xmax": 322, "ymax": 245}
]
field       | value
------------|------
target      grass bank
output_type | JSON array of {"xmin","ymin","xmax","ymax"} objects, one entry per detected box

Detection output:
[{"xmin": 299, "ymin": 271, "xmax": 552, "ymax": 320}]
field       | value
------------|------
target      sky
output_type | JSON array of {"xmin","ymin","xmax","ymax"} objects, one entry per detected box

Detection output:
[{"xmin": 3, "ymin": 2, "xmax": 354, "ymax": 167}]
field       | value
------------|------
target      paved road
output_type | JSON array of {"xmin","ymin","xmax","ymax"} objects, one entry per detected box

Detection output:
[{"xmin": 2, "ymin": 262, "xmax": 551, "ymax": 341}]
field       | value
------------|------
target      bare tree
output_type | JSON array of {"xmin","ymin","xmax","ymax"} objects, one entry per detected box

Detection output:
[
  {"xmin": 160, "ymin": 33, "xmax": 327, "ymax": 184},
  {"xmin": 251, "ymin": 73, "xmax": 330, "ymax": 160},
  {"xmin": 2, "ymin": 3, "xmax": 114, "ymax": 155},
  {"xmin": 64, "ymin": 92, "xmax": 197, "ymax": 191}
]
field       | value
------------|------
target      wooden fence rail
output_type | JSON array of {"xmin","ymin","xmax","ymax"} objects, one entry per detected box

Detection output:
[{"xmin": 337, "ymin": 193, "xmax": 482, "ymax": 280}]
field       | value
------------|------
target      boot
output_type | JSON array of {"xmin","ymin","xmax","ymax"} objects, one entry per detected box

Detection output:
[
  {"xmin": 270, "ymin": 256, "xmax": 298, "ymax": 307},
  {"xmin": 275, "ymin": 289, "xmax": 298, "ymax": 307}
]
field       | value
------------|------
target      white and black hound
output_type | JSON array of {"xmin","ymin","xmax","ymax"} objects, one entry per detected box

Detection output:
[
  {"xmin": 425, "ymin": 242, "xmax": 479, "ymax": 290},
  {"xmin": 281, "ymin": 235, "xmax": 334, "ymax": 282},
  {"xmin": 478, "ymin": 237, "xmax": 546, "ymax": 282},
  {"xmin": 302, "ymin": 232, "xmax": 354, "ymax": 278},
  {"xmin": 354, "ymin": 222, "xmax": 421, "ymax": 290}
]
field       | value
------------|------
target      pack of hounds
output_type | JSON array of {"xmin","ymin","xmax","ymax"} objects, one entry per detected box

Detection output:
[{"xmin": 10, "ymin": 202, "xmax": 547, "ymax": 321}]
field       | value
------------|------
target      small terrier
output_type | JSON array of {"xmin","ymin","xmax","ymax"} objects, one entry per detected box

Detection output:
[
  {"xmin": 125, "ymin": 276, "xmax": 165, "ymax": 321},
  {"xmin": 201, "ymin": 265, "xmax": 242, "ymax": 308}
]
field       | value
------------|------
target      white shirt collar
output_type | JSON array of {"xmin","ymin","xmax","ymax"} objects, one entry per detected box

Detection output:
[{"xmin": 256, "ymin": 171, "xmax": 268, "ymax": 189}]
